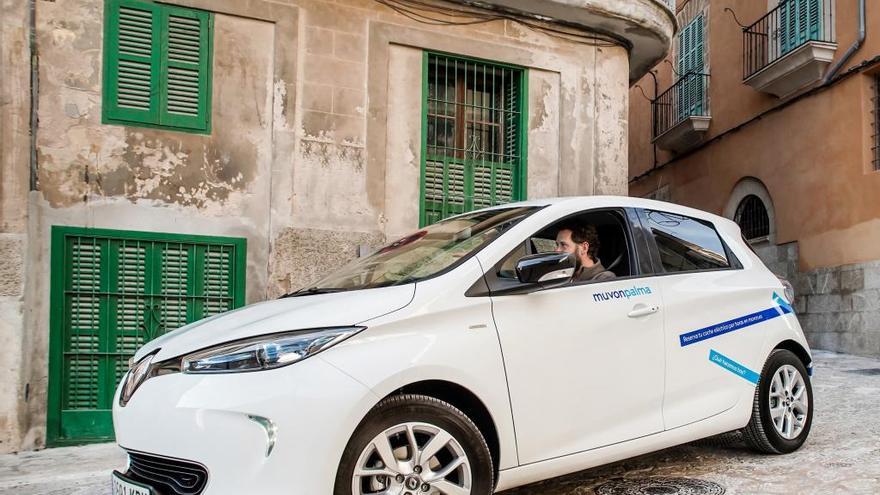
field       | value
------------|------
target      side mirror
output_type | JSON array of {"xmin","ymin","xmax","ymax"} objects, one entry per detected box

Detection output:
[{"xmin": 515, "ymin": 252, "xmax": 575, "ymax": 285}]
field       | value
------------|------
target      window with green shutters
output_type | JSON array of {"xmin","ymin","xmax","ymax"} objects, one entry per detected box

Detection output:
[
  {"xmin": 420, "ymin": 53, "xmax": 527, "ymax": 226},
  {"xmin": 676, "ymin": 14, "xmax": 706, "ymax": 120},
  {"xmin": 47, "ymin": 227, "xmax": 245, "ymax": 445},
  {"xmin": 102, "ymin": 0, "xmax": 213, "ymax": 133},
  {"xmin": 779, "ymin": 0, "xmax": 823, "ymax": 55}
]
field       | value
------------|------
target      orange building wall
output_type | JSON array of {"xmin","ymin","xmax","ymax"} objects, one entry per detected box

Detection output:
[{"xmin": 629, "ymin": 0, "xmax": 880, "ymax": 271}]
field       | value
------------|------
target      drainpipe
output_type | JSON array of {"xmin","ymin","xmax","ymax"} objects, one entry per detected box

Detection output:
[{"xmin": 822, "ymin": 0, "xmax": 866, "ymax": 84}]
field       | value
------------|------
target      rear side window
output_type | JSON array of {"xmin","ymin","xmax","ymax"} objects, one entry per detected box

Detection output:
[{"xmin": 644, "ymin": 210, "xmax": 730, "ymax": 272}]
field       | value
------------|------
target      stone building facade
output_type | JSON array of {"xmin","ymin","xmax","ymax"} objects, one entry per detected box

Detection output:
[
  {"xmin": 628, "ymin": 0, "xmax": 880, "ymax": 359},
  {"xmin": 0, "ymin": 0, "xmax": 674, "ymax": 452}
]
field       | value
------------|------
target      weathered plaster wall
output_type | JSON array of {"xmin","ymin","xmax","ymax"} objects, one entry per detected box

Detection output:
[
  {"xmin": 269, "ymin": 2, "xmax": 634, "ymax": 292},
  {"xmin": 382, "ymin": 44, "xmax": 424, "ymax": 241},
  {"xmin": 592, "ymin": 45, "xmax": 630, "ymax": 195},
  {"xmin": 6, "ymin": 0, "xmax": 645, "ymax": 452},
  {"xmin": 269, "ymin": 228, "xmax": 385, "ymax": 296},
  {"xmin": 0, "ymin": 0, "xmax": 31, "ymax": 234},
  {"xmin": 0, "ymin": 0, "xmax": 31, "ymax": 453},
  {"xmin": 36, "ymin": 2, "xmax": 275, "ymax": 217},
  {"xmin": 17, "ymin": 1, "xmax": 279, "ymax": 450},
  {"xmin": 0, "ymin": 235, "xmax": 25, "ymax": 452},
  {"xmin": 527, "ymin": 68, "xmax": 562, "ymax": 200}
]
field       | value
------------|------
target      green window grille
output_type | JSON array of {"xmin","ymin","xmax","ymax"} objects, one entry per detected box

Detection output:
[
  {"xmin": 779, "ymin": 0, "xmax": 822, "ymax": 55},
  {"xmin": 420, "ymin": 53, "xmax": 528, "ymax": 226},
  {"xmin": 47, "ymin": 227, "xmax": 246, "ymax": 445},
  {"xmin": 102, "ymin": 0, "xmax": 213, "ymax": 133},
  {"xmin": 677, "ymin": 14, "xmax": 706, "ymax": 120}
]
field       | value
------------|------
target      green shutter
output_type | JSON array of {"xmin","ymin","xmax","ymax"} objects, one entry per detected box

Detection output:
[
  {"xmin": 104, "ymin": 0, "xmax": 161, "ymax": 124},
  {"xmin": 48, "ymin": 228, "xmax": 246, "ymax": 446},
  {"xmin": 65, "ymin": 239, "xmax": 104, "ymax": 414},
  {"xmin": 780, "ymin": 0, "xmax": 822, "ymax": 55},
  {"xmin": 808, "ymin": 0, "xmax": 821, "ymax": 39},
  {"xmin": 420, "ymin": 53, "xmax": 527, "ymax": 226},
  {"xmin": 158, "ymin": 5, "xmax": 212, "ymax": 130},
  {"xmin": 103, "ymin": 0, "xmax": 212, "ymax": 133},
  {"xmin": 676, "ymin": 14, "xmax": 705, "ymax": 120}
]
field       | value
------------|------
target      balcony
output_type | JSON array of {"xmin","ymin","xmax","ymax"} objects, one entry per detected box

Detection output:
[
  {"xmin": 652, "ymin": 72, "xmax": 711, "ymax": 153},
  {"xmin": 742, "ymin": 0, "xmax": 836, "ymax": 98},
  {"xmin": 451, "ymin": 0, "xmax": 676, "ymax": 82}
]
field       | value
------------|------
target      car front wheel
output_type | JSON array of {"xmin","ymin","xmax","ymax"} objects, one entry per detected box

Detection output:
[
  {"xmin": 335, "ymin": 394, "xmax": 494, "ymax": 495},
  {"xmin": 742, "ymin": 349, "xmax": 813, "ymax": 454}
]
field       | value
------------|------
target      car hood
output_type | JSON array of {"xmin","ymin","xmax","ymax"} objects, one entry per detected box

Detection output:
[{"xmin": 135, "ymin": 284, "xmax": 416, "ymax": 362}]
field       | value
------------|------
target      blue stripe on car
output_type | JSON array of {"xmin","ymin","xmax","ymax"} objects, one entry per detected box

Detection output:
[
  {"xmin": 709, "ymin": 349, "xmax": 760, "ymax": 384},
  {"xmin": 679, "ymin": 292, "xmax": 792, "ymax": 347}
]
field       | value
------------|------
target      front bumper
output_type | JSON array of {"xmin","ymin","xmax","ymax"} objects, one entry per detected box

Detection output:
[{"xmin": 113, "ymin": 355, "xmax": 378, "ymax": 494}]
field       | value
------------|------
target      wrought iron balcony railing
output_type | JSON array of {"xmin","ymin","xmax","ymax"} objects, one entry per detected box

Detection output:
[
  {"xmin": 743, "ymin": 0, "xmax": 835, "ymax": 80},
  {"xmin": 652, "ymin": 72, "xmax": 710, "ymax": 139}
]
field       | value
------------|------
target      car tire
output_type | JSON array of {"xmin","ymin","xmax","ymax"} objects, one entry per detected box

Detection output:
[
  {"xmin": 742, "ymin": 349, "xmax": 813, "ymax": 454},
  {"xmin": 334, "ymin": 393, "xmax": 494, "ymax": 495}
]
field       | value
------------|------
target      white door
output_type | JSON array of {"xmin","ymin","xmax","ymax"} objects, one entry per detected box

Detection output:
[
  {"xmin": 490, "ymin": 276, "xmax": 665, "ymax": 464},
  {"xmin": 655, "ymin": 270, "xmax": 775, "ymax": 429},
  {"xmin": 638, "ymin": 208, "xmax": 777, "ymax": 429}
]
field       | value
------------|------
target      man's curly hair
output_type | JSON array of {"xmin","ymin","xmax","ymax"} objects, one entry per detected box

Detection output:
[{"xmin": 559, "ymin": 223, "xmax": 600, "ymax": 262}]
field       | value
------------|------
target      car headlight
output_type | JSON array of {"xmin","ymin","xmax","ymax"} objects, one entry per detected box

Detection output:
[{"xmin": 181, "ymin": 327, "xmax": 365, "ymax": 374}]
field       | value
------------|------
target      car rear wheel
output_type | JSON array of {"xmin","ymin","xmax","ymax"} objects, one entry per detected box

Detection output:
[
  {"xmin": 335, "ymin": 394, "xmax": 494, "ymax": 495},
  {"xmin": 742, "ymin": 349, "xmax": 813, "ymax": 454}
]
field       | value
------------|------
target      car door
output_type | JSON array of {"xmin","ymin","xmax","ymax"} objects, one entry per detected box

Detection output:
[
  {"xmin": 637, "ymin": 208, "xmax": 773, "ymax": 430},
  {"xmin": 482, "ymin": 208, "xmax": 666, "ymax": 465}
]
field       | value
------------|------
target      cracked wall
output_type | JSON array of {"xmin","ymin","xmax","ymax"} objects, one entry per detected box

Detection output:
[
  {"xmin": 4, "ymin": 0, "xmax": 640, "ymax": 452},
  {"xmin": 272, "ymin": 9, "xmax": 632, "ymax": 289},
  {"xmin": 15, "ymin": 0, "xmax": 277, "ymax": 452},
  {"xmin": 35, "ymin": 1, "xmax": 272, "ymax": 213}
]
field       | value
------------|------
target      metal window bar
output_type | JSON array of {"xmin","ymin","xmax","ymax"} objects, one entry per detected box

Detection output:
[
  {"xmin": 742, "ymin": 0, "xmax": 834, "ymax": 80},
  {"xmin": 424, "ymin": 54, "xmax": 522, "ymax": 224},
  {"xmin": 651, "ymin": 72, "xmax": 710, "ymax": 139},
  {"xmin": 735, "ymin": 195, "xmax": 770, "ymax": 241},
  {"xmin": 873, "ymin": 75, "xmax": 880, "ymax": 171}
]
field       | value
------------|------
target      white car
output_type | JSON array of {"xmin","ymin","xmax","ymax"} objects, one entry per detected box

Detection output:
[{"xmin": 112, "ymin": 196, "xmax": 813, "ymax": 495}]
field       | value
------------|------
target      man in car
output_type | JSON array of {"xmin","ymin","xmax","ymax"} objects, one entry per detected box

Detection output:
[{"xmin": 555, "ymin": 223, "xmax": 616, "ymax": 282}]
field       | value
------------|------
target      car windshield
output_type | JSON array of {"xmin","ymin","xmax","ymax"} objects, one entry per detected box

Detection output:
[{"xmin": 290, "ymin": 206, "xmax": 539, "ymax": 293}]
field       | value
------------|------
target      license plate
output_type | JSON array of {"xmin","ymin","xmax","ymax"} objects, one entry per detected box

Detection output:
[{"xmin": 111, "ymin": 471, "xmax": 154, "ymax": 495}]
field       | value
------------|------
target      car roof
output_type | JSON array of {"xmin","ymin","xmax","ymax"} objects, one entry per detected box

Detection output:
[{"xmin": 479, "ymin": 195, "xmax": 739, "ymax": 230}]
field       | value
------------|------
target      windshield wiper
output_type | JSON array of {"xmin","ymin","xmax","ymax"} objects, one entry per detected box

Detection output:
[{"xmin": 280, "ymin": 287, "xmax": 347, "ymax": 298}]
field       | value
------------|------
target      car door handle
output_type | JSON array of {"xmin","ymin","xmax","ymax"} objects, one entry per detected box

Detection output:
[{"xmin": 628, "ymin": 304, "xmax": 660, "ymax": 318}]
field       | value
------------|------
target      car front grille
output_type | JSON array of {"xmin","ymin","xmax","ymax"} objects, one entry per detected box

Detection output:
[{"xmin": 125, "ymin": 450, "xmax": 209, "ymax": 495}]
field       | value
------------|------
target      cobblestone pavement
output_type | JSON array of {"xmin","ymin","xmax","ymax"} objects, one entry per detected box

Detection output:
[{"xmin": 1, "ymin": 350, "xmax": 878, "ymax": 494}]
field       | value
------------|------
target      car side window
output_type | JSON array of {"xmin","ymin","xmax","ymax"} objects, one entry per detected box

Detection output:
[
  {"xmin": 531, "ymin": 237, "xmax": 556, "ymax": 254},
  {"xmin": 644, "ymin": 209, "xmax": 730, "ymax": 272},
  {"xmin": 494, "ymin": 209, "xmax": 633, "ymax": 282}
]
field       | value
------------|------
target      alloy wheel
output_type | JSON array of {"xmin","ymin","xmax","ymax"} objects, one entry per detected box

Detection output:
[
  {"xmin": 768, "ymin": 364, "xmax": 809, "ymax": 439},
  {"xmin": 351, "ymin": 421, "xmax": 472, "ymax": 495}
]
